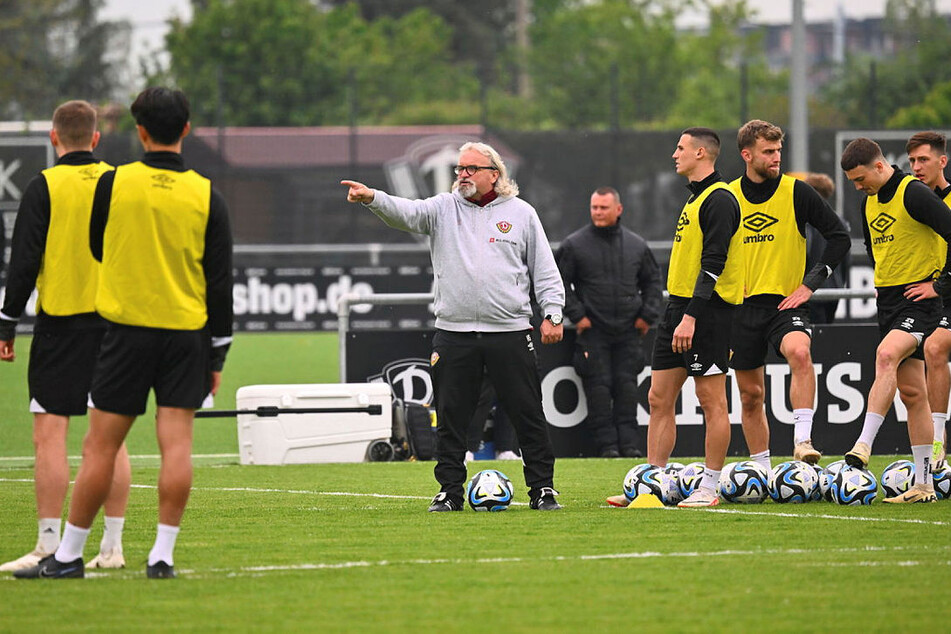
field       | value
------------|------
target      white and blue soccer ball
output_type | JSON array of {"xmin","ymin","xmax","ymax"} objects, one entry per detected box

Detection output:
[
  {"xmin": 623, "ymin": 464, "xmax": 665, "ymax": 502},
  {"xmin": 768, "ymin": 461, "xmax": 818, "ymax": 503},
  {"xmin": 806, "ymin": 463, "xmax": 824, "ymax": 501},
  {"xmin": 932, "ymin": 461, "xmax": 951, "ymax": 500},
  {"xmin": 679, "ymin": 462, "xmax": 706, "ymax": 499},
  {"xmin": 819, "ymin": 460, "xmax": 848, "ymax": 502},
  {"xmin": 880, "ymin": 459, "xmax": 915, "ymax": 498},
  {"xmin": 831, "ymin": 466, "xmax": 877, "ymax": 505},
  {"xmin": 466, "ymin": 469, "xmax": 514, "ymax": 512},
  {"xmin": 663, "ymin": 462, "xmax": 686, "ymax": 505},
  {"xmin": 719, "ymin": 461, "xmax": 770, "ymax": 504}
]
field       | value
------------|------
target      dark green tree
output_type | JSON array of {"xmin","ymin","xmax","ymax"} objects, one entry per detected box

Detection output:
[
  {"xmin": 820, "ymin": 0, "xmax": 951, "ymax": 127},
  {"xmin": 887, "ymin": 80, "xmax": 951, "ymax": 128},
  {"xmin": 527, "ymin": 0, "xmax": 685, "ymax": 128},
  {"xmin": 165, "ymin": 0, "xmax": 476, "ymax": 127},
  {"xmin": 0, "ymin": 0, "xmax": 129, "ymax": 119},
  {"xmin": 659, "ymin": 0, "xmax": 787, "ymax": 129}
]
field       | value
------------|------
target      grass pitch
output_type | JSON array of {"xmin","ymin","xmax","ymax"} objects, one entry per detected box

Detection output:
[{"xmin": 1, "ymin": 333, "xmax": 950, "ymax": 632}]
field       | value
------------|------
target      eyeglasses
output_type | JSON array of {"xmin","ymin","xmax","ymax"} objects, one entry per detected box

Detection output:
[{"xmin": 453, "ymin": 165, "xmax": 498, "ymax": 176}]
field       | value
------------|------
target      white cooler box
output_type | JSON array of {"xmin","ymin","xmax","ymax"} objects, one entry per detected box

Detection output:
[{"xmin": 235, "ymin": 383, "xmax": 392, "ymax": 465}]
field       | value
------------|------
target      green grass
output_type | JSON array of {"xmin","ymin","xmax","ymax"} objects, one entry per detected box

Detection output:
[
  {"xmin": 0, "ymin": 332, "xmax": 339, "ymax": 462},
  {"xmin": 1, "ymin": 333, "xmax": 950, "ymax": 631}
]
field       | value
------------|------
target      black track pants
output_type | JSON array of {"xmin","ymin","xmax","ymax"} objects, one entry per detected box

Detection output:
[{"xmin": 430, "ymin": 329, "xmax": 556, "ymax": 500}]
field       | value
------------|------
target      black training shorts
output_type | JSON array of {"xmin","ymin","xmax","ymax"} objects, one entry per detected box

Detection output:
[
  {"xmin": 652, "ymin": 297, "xmax": 735, "ymax": 376},
  {"xmin": 731, "ymin": 300, "xmax": 812, "ymax": 371},
  {"xmin": 28, "ymin": 327, "xmax": 105, "ymax": 416},
  {"xmin": 90, "ymin": 324, "xmax": 211, "ymax": 416},
  {"xmin": 876, "ymin": 286, "xmax": 940, "ymax": 361},
  {"xmin": 937, "ymin": 297, "xmax": 951, "ymax": 332}
]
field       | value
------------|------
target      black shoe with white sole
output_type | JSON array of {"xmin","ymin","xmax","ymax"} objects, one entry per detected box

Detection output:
[
  {"xmin": 428, "ymin": 492, "xmax": 463, "ymax": 512},
  {"xmin": 13, "ymin": 554, "xmax": 84, "ymax": 579},
  {"xmin": 146, "ymin": 561, "xmax": 176, "ymax": 579},
  {"xmin": 529, "ymin": 487, "xmax": 562, "ymax": 511}
]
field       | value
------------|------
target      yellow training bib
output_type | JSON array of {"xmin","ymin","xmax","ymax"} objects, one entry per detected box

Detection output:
[{"xmin": 668, "ymin": 182, "xmax": 745, "ymax": 305}]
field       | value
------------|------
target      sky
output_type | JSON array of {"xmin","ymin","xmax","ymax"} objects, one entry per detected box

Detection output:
[{"xmin": 101, "ymin": 0, "xmax": 951, "ymax": 61}]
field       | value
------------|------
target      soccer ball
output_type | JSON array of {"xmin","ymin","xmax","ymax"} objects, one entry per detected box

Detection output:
[
  {"xmin": 880, "ymin": 459, "xmax": 915, "ymax": 498},
  {"xmin": 679, "ymin": 462, "xmax": 706, "ymax": 499},
  {"xmin": 718, "ymin": 461, "xmax": 769, "ymax": 504},
  {"xmin": 807, "ymin": 463, "xmax": 824, "ymax": 501},
  {"xmin": 819, "ymin": 460, "xmax": 848, "ymax": 502},
  {"xmin": 623, "ymin": 464, "xmax": 665, "ymax": 502},
  {"xmin": 933, "ymin": 461, "xmax": 951, "ymax": 500},
  {"xmin": 768, "ymin": 461, "xmax": 818, "ymax": 503},
  {"xmin": 831, "ymin": 466, "xmax": 877, "ymax": 505},
  {"xmin": 663, "ymin": 462, "xmax": 686, "ymax": 505},
  {"xmin": 466, "ymin": 469, "xmax": 514, "ymax": 512}
]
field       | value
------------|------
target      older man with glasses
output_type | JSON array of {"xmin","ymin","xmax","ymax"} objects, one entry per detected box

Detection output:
[{"xmin": 342, "ymin": 141, "xmax": 565, "ymax": 512}]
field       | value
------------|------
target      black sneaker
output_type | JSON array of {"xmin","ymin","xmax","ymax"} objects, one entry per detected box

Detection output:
[
  {"xmin": 621, "ymin": 447, "xmax": 644, "ymax": 459},
  {"xmin": 146, "ymin": 561, "xmax": 176, "ymax": 579},
  {"xmin": 13, "ymin": 554, "xmax": 84, "ymax": 579},
  {"xmin": 529, "ymin": 487, "xmax": 562, "ymax": 511},
  {"xmin": 428, "ymin": 492, "xmax": 463, "ymax": 512},
  {"xmin": 600, "ymin": 448, "xmax": 621, "ymax": 458}
]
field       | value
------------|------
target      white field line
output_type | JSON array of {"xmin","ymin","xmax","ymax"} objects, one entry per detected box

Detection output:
[
  {"xmin": 0, "ymin": 453, "xmax": 238, "ymax": 462},
  {"xmin": 3, "ymin": 545, "xmax": 948, "ymax": 582},
  {"xmin": 0, "ymin": 478, "xmax": 432, "ymax": 501},
  {"xmin": 699, "ymin": 506, "xmax": 951, "ymax": 527}
]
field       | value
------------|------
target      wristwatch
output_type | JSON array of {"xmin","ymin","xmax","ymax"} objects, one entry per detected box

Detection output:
[{"xmin": 545, "ymin": 314, "xmax": 563, "ymax": 326}]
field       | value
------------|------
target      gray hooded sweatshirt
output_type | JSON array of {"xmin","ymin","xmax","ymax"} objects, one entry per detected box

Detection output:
[{"xmin": 367, "ymin": 189, "xmax": 565, "ymax": 332}]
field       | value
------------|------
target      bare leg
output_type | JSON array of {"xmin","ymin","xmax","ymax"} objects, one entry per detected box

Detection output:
[
  {"xmin": 898, "ymin": 359, "xmax": 934, "ymax": 448},
  {"xmin": 866, "ymin": 331, "xmax": 919, "ymax": 416},
  {"xmin": 647, "ymin": 367, "xmax": 687, "ymax": 467},
  {"xmin": 33, "ymin": 414, "xmax": 70, "ymax": 519},
  {"xmin": 735, "ymin": 368, "xmax": 768, "ymax": 455},
  {"xmin": 155, "ymin": 407, "xmax": 194, "ymax": 526},
  {"xmin": 782, "ymin": 331, "xmax": 815, "ymax": 410},
  {"xmin": 103, "ymin": 443, "xmax": 131, "ymax": 518},
  {"xmin": 925, "ymin": 328, "xmax": 951, "ymax": 416},
  {"xmin": 694, "ymin": 374, "xmax": 730, "ymax": 471},
  {"xmin": 66, "ymin": 410, "xmax": 134, "ymax": 529}
]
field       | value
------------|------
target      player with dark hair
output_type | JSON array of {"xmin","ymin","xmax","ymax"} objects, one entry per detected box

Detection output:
[
  {"xmin": 729, "ymin": 120, "xmax": 850, "ymax": 469},
  {"xmin": 1, "ymin": 100, "xmax": 131, "ymax": 573},
  {"xmin": 15, "ymin": 87, "xmax": 234, "ymax": 579},
  {"xmin": 840, "ymin": 137, "xmax": 951, "ymax": 503},
  {"xmin": 644, "ymin": 127, "xmax": 744, "ymax": 508},
  {"xmin": 906, "ymin": 132, "xmax": 950, "ymax": 466}
]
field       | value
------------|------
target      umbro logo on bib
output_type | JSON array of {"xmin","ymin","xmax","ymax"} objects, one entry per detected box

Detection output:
[
  {"xmin": 869, "ymin": 212, "xmax": 896, "ymax": 233},
  {"xmin": 742, "ymin": 212, "xmax": 779, "ymax": 233},
  {"xmin": 152, "ymin": 174, "xmax": 175, "ymax": 189}
]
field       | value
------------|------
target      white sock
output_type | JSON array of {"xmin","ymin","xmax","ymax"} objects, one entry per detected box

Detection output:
[
  {"xmin": 911, "ymin": 444, "xmax": 933, "ymax": 487},
  {"xmin": 148, "ymin": 524, "xmax": 181, "ymax": 566},
  {"xmin": 55, "ymin": 523, "xmax": 90, "ymax": 563},
  {"xmin": 933, "ymin": 413, "xmax": 947, "ymax": 443},
  {"xmin": 37, "ymin": 518, "xmax": 62, "ymax": 553},
  {"xmin": 700, "ymin": 468, "xmax": 720, "ymax": 494},
  {"xmin": 793, "ymin": 408, "xmax": 814, "ymax": 445},
  {"xmin": 750, "ymin": 451, "xmax": 771, "ymax": 470},
  {"xmin": 857, "ymin": 412, "xmax": 885, "ymax": 447},
  {"xmin": 100, "ymin": 516, "xmax": 125, "ymax": 553}
]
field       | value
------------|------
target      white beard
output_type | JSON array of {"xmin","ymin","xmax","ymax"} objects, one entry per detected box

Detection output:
[{"xmin": 456, "ymin": 181, "xmax": 477, "ymax": 198}]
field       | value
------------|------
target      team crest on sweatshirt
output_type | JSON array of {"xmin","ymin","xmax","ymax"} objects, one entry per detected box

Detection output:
[
  {"xmin": 430, "ymin": 351, "xmax": 440, "ymax": 366},
  {"xmin": 496, "ymin": 221, "xmax": 512, "ymax": 233}
]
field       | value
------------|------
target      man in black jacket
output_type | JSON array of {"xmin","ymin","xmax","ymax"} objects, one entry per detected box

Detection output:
[{"xmin": 556, "ymin": 187, "xmax": 663, "ymax": 458}]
